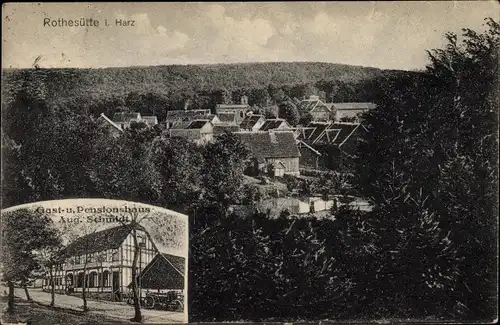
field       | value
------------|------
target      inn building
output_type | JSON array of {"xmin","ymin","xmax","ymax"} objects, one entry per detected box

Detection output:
[{"xmin": 42, "ymin": 224, "xmax": 185, "ymax": 302}]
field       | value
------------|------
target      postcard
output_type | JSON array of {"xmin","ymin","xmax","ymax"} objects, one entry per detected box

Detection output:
[{"xmin": 1, "ymin": 2, "xmax": 498, "ymax": 324}]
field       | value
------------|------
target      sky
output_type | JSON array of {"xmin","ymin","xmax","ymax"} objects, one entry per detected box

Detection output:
[
  {"xmin": 2, "ymin": 2, "xmax": 498, "ymax": 70},
  {"xmin": 1, "ymin": 198, "xmax": 189, "ymax": 257}
]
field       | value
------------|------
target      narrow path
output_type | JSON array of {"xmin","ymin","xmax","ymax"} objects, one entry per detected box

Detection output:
[{"xmin": 13, "ymin": 288, "xmax": 185, "ymax": 323}]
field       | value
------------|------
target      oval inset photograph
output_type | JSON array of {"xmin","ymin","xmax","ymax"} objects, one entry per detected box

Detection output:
[{"xmin": 1, "ymin": 198, "xmax": 188, "ymax": 324}]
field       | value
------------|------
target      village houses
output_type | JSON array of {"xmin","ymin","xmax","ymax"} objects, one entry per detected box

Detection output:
[
  {"xmin": 169, "ymin": 120, "xmax": 214, "ymax": 145},
  {"xmin": 165, "ymin": 109, "xmax": 217, "ymax": 129},
  {"xmin": 98, "ymin": 113, "xmax": 124, "ymax": 137},
  {"xmin": 240, "ymin": 113, "xmax": 266, "ymax": 132},
  {"xmin": 215, "ymin": 95, "xmax": 251, "ymax": 124},
  {"xmin": 297, "ymin": 95, "xmax": 333, "ymax": 121},
  {"xmin": 297, "ymin": 95, "xmax": 376, "ymax": 123},
  {"xmin": 259, "ymin": 118, "xmax": 292, "ymax": 131},
  {"xmin": 236, "ymin": 130, "xmax": 301, "ymax": 176},
  {"xmin": 111, "ymin": 112, "xmax": 159, "ymax": 129}
]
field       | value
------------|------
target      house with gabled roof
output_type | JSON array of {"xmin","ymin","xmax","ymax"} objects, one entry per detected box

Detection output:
[
  {"xmin": 215, "ymin": 96, "xmax": 250, "ymax": 124},
  {"xmin": 98, "ymin": 113, "xmax": 124, "ymax": 137},
  {"xmin": 169, "ymin": 119, "xmax": 214, "ymax": 145},
  {"xmin": 259, "ymin": 118, "xmax": 292, "ymax": 132},
  {"xmin": 137, "ymin": 253, "xmax": 185, "ymax": 292},
  {"xmin": 112, "ymin": 112, "xmax": 142, "ymax": 130},
  {"xmin": 165, "ymin": 109, "xmax": 216, "ymax": 128},
  {"xmin": 41, "ymin": 224, "xmax": 186, "ymax": 302},
  {"xmin": 297, "ymin": 95, "xmax": 333, "ymax": 121},
  {"xmin": 333, "ymin": 102, "xmax": 377, "ymax": 121},
  {"xmin": 240, "ymin": 114, "xmax": 265, "ymax": 132},
  {"xmin": 235, "ymin": 130, "xmax": 301, "ymax": 176}
]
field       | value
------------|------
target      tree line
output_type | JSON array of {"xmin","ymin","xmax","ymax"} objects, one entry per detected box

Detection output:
[{"xmin": 1, "ymin": 61, "xmax": 413, "ymax": 126}]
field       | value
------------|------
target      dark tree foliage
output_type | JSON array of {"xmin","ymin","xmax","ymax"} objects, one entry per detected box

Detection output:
[
  {"xmin": 1, "ymin": 209, "xmax": 62, "ymax": 312},
  {"xmin": 189, "ymin": 212, "xmax": 366, "ymax": 321},
  {"xmin": 150, "ymin": 136, "xmax": 205, "ymax": 211},
  {"xmin": 279, "ymin": 100, "xmax": 300, "ymax": 126},
  {"xmin": 248, "ymin": 88, "xmax": 270, "ymax": 107},
  {"xmin": 354, "ymin": 18, "xmax": 498, "ymax": 321},
  {"xmin": 198, "ymin": 133, "xmax": 251, "ymax": 220}
]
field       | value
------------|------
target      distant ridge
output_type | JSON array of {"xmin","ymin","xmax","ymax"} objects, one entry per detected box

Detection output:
[{"xmin": 2, "ymin": 62, "xmax": 412, "ymax": 99}]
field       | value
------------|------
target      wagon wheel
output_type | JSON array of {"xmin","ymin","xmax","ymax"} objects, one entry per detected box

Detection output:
[
  {"xmin": 172, "ymin": 299, "xmax": 183, "ymax": 312},
  {"xmin": 144, "ymin": 295, "xmax": 155, "ymax": 309}
]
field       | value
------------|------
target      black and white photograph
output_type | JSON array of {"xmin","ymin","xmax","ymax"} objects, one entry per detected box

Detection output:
[
  {"xmin": 1, "ymin": 199, "xmax": 188, "ymax": 324},
  {"xmin": 1, "ymin": 2, "xmax": 498, "ymax": 324}
]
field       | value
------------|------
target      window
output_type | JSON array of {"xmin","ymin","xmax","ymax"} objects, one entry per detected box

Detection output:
[
  {"xmin": 112, "ymin": 250, "xmax": 119, "ymax": 261},
  {"xmin": 77, "ymin": 273, "xmax": 84, "ymax": 287},
  {"xmin": 75, "ymin": 256, "xmax": 81, "ymax": 264},
  {"xmin": 103, "ymin": 271, "xmax": 110, "ymax": 287},
  {"xmin": 66, "ymin": 274, "xmax": 73, "ymax": 286},
  {"xmin": 89, "ymin": 272, "xmax": 97, "ymax": 288}
]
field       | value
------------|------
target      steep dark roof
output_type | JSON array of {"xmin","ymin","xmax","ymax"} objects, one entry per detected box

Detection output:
[
  {"xmin": 188, "ymin": 120, "xmax": 211, "ymax": 129},
  {"xmin": 136, "ymin": 253, "xmax": 185, "ymax": 290},
  {"xmin": 236, "ymin": 131, "xmax": 300, "ymax": 162},
  {"xmin": 170, "ymin": 120, "xmax": 211, "ymax": 130},
  {"xmin": 61, "ymin": 225, "xmax": 133, "ymax": 257},
  {"xmin": 240, "ymin": 114, "xmax": 264, "ymax": 130},
  {"xmin": 213, "ymin": 124, "xmax": 240, "ymax": 136},
  {"xmin": 113, "ymin": 112, "xmax": 141, "ymax": 123},
  {"xmin": 99, "ymin": 113, "xmax": 124, "ymax": 133},
  {"xmin": 170, "ymin": 121, "xmax": 192, "ymax": 130},
  {"xmin": 161, "ymin": 253, "xmax": 185, "ymax": 275},
  {"xmin": 332, "ymin": 102, "xmax": 377, "ymax": 110},
  {"xmin": 259, "ymin": 119, "xmax": 291, "ymax": 131}
]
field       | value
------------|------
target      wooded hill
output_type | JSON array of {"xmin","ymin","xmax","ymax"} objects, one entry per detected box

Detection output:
[
  {"xmin": 2, "ymin": 62, "xmax": 406, "ymax": 94},
  {"xmin": 1, "ymin": 62, "xmax": 415, "ymax": 115}
]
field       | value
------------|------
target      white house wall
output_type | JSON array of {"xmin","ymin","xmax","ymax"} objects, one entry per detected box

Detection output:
[{"xmin": 42, "ymin": 228, "xmax": 158, "ymax": 298}]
